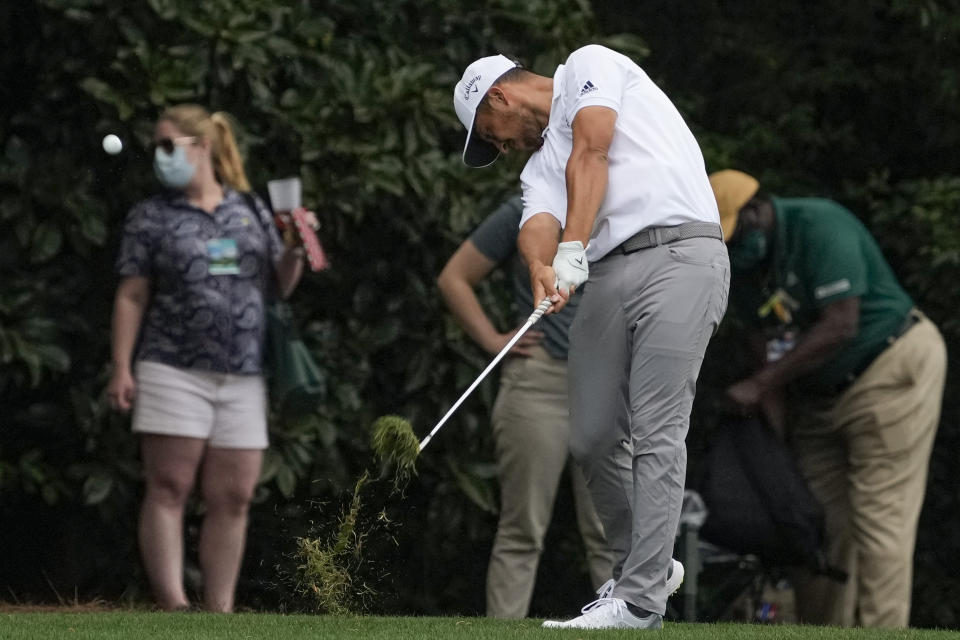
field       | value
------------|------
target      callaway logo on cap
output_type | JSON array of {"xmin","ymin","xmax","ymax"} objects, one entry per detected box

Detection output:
[{"xmin": 453, "ymin": 54, "xmax": 519, "ymax": 168}]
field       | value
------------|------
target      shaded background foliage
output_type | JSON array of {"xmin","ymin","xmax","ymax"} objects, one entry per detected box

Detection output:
[{"xmin": 0, "ymin": 0, "xmax": 957, "ymax": 626}]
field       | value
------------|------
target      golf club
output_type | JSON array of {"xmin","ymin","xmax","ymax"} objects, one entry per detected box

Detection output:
[{"xmin": 419, "ymin": 297, "xmax": 553, "ymax": 452}]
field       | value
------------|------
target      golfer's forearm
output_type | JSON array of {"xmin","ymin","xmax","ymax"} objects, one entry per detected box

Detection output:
[
  {"xmin": 276, "ymin": 249, "xmax": 305, "ymax": 299},
  {"xmin": 518, "ymin": 213, "xmax": 562, "ymax": 271},
  {"xmin": 437, "ymin": 278, "xmax": 502, "ymax": 353},
  {"xmin": 562, "ymin": 147, "xmax": 607, "ymax": 245}
]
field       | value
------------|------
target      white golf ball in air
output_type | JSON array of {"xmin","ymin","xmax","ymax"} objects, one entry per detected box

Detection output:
[{"xmin": 102, "ymin": 134, "xmax": 123, "ymax": 155}]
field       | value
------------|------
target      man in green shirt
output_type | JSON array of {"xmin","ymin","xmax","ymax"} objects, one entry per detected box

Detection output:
[{"xmin": 710, "ymin": 170, "xmax": 947, "ymax": 628}]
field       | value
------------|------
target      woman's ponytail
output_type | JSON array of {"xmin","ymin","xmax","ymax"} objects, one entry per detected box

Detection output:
[{"xmin": 209, "ymin": 111, "xmax": 251, "ymax": 192}]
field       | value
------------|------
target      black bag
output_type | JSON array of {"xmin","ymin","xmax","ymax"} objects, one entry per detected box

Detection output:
[{"xmin": 698, "ymin": 415, "xmax": 846, "ymax": 581}]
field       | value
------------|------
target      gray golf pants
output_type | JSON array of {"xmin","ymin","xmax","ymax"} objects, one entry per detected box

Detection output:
[{"xmin": 568, "ymin": 236, "xmax": 729, "ymax": 614}]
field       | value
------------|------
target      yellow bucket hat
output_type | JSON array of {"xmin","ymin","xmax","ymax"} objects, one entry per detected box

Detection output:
[{"xmin": 709, "ymin": 170, "xmax": 760, "ymax": 242}]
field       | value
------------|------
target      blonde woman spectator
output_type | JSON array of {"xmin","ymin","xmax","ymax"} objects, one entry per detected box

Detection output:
[{"xmin": 106, "ymin": 105, "xmax": 314, "ymax": 612}]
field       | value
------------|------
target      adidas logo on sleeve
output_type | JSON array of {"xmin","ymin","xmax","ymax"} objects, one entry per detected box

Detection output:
[{"xmin": 579, "ymin": 80, "xmax": 598, "ymax": 96}]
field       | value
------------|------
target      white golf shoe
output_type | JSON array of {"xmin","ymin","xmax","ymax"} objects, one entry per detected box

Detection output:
[
  {"xmin": 541, "ymin": 559, "xmax": 683, "ymax": 629},
  {"xmin": 541, "ymin": 598, "xmax": 663, "ymax": 629}
]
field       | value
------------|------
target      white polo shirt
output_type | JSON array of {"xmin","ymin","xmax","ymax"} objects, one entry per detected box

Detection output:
[{"xmin": 519, "ymin": 44, "xmax": 720, "ymax": 262}]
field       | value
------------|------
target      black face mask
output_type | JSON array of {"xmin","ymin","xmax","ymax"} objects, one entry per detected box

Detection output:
[{"xmin": 729, "ymin": 229, "xmax": 769, "ymax": 270}]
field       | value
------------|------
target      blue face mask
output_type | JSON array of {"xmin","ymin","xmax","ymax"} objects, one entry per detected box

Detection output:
[{"xmin": 153, "ymin": 145, "xmax": 196, "ymax": 189}]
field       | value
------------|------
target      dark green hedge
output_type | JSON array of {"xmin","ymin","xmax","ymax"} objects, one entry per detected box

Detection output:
[{"xmin": 1, "ymin": 0, "xmax": 957, "ymax": 626}]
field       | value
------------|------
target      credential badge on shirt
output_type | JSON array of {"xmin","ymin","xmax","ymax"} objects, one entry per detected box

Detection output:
[{"xmin": 207, "ymin": 238, "xmax": 240, "ymax": 275}]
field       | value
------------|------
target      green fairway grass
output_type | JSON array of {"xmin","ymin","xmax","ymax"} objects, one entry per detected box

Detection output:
[{"xmin": 1, "ymin": 612, "xmax": 953, "ymax": 640}]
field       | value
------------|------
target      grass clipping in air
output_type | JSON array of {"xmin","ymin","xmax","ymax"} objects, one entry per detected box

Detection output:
[
  {"xmin": 296, "ymin": 470, "xmax": 371, "ymax": 614},
  {"xmin": 296, "ymin": 416, "xmax": 418, "ymax": 613},
  {"xmin": 370, "ymin": 415, "xmax": 420, "ymax": 492}
]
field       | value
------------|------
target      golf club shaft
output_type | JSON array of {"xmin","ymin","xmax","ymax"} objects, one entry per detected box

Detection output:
[{"xmin": 419, "ymin": 298, "xmax": 552, "ymax": 452}]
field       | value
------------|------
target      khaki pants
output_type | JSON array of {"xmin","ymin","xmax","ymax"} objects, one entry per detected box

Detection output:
[
  {"xmin": 486, "ymin": 346, "xmax": 612, "ymax": 619},
  {"xmin": 789, "ymin": 315, "xmax": 946, "ymax": 628}
]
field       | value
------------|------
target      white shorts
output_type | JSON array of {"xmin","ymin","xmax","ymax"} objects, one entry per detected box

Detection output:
[{"xmin": 132, "ymin": 360, "xmax": 269, "ymax": 450}]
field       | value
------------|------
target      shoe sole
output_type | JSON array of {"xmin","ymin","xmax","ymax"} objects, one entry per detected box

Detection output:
[{"xmin": 541, "ymin": 615, "xmax": 663, "ymax": 630}]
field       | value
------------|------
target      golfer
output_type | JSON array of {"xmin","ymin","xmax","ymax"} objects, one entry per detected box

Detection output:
[
  {"xmin": 453, "ymin": 46, "xmax": 729, "ymax": 629},
  {"xmin": 438, "ymin": 194, "xmax": 612, "ymax": 618}
]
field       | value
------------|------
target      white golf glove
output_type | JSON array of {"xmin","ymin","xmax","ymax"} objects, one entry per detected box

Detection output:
[{"xmin": 552, "ymin": 240, "xmax": 589, "ymax": 293}]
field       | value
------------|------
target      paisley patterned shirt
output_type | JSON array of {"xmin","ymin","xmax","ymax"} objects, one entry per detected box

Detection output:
[{"xmin": 116, "ymin": 188, "xmax": 284, "ymax": 374}]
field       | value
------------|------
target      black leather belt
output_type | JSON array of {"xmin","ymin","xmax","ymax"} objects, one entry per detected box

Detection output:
[
  {"xmin": 836, "ymin": 308, "xmax": 923, "ymax": 393},
  {"xmin": 618, "ymin": 221, "xmax": 723, "ymax": 254}
]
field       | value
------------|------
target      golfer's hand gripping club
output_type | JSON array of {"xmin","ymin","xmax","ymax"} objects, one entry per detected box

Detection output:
[
  {"xmin": 552, "ymin": 240, "xmax": 589, "ymax": 293},
  {"xmin": 418, "ymin": 298, "xmax": 553, "ymax": 452}
]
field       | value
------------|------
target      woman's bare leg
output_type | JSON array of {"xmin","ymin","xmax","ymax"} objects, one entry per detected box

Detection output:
[
  {"xmin": 197, "ymin": 447, "xmax": 263, "ymax": 612},
  {"xmin": 139, "ymin": 434, "xmax": 206, "ymax": 610}
]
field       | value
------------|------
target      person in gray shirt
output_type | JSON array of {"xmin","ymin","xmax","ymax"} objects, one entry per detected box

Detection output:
[{"xmin": 437, "ymin": 195, "xmax": 611, "ymax": 618}]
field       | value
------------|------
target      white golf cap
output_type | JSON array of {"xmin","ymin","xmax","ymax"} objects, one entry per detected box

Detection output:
[{"xmin": 453, "ymin": 54, "xmax": 519, "ymax": 168}]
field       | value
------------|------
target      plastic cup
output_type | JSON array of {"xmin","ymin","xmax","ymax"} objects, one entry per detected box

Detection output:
[{"xmin": 267, "ymin": 177, "xmax": 302, "ymax": 213}]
